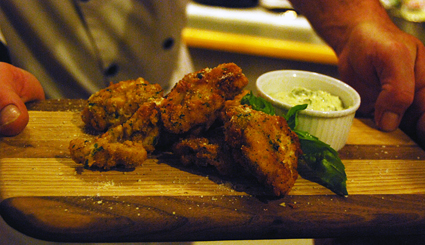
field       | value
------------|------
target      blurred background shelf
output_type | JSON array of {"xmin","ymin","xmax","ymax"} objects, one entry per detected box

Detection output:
[{"xmin": 184, "ymin": 1, "xmax": 337, "ymax": 65}]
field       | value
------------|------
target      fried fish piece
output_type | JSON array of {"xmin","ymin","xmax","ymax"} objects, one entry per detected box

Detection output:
[
  {"xmin": 81, "ymin": 77, "xmax": 163, "ymax": 131},
  {"xmin": 120, "ymin": 99, "xmax": 163, "ymax": 152},
  {"xmin": 172, "ymin": 127, "xmax": 240, "ymax": 176},
  {"xmin": 69, "ymin": 101, "xmax": 161, "ymax": 169},
  {"xmin": 160, "ymin": 63, "xmax": 248, "ymax": 135},
  {"xmin": 69, "ymin": 138, "xmax": 147, "ymax": 169},
  {"xmin": 222, "ymin": 104, "xmax": 302, "ymax": 196}
]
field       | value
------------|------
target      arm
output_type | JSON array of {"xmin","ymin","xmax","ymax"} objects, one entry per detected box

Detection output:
[
  {"xmin": 289, "ymin": 0, "xmax": 394, "ymax": 54},
  {"xmin": 0, "ymin": 62, "xmax": 45, "ymax": 136},
  {"xmin": 290, "ymin": 0, "xmax": 425, "ymax": 146}
]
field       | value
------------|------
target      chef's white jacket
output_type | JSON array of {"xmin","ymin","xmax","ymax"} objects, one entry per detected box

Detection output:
[{"xmin": 0, "ymin": 0, "xmax": 193, "ymax": 99}]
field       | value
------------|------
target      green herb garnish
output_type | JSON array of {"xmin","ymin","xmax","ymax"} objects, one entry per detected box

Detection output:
[
  {"xmin": 242, "ymin": 93, "xmax": 348, "ymax": 196},
  {"xmin": 241, "ymin": 91, "xmax": 276, "ymax": 116}
]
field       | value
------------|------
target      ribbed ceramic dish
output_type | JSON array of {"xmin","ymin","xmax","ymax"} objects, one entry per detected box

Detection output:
[{"xmin": 256, "ymin": 70, "xmax": 361, "ymax": 151}]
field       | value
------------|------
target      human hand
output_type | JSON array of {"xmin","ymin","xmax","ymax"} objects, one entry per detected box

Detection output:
[
  {"xmin": 0, "ymin": 62, "xmax": 45, "ymax": 136},
  {"xmin": 337, "ymin": 22, "xmax": 425, "ymax": 146}
]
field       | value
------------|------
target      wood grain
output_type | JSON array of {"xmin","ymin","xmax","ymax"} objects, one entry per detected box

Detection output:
[
  {"xmin": 1, "ymin": 111, "xmax": 424, "ymax": 199},
  {"xmin": 1, "ymin": 100, "xmax": 425, "ymax": 242},
  {"xmin": 2, "ymin": 157, "xmax": 425, "ymax": 200},
  {"xmin": 1, "ymin": 195, "xmax": 425, "ymax": 242}
]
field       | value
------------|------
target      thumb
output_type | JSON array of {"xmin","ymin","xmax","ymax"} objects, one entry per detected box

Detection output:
[{"xmin": 0, "ymin": 63, "xmax": 45, "ymax": 136}]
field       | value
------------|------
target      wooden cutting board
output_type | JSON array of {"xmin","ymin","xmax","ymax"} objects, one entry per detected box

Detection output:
[{"xmin": 1, "ymin": 100, "xmax": 425, "ymax": 242}]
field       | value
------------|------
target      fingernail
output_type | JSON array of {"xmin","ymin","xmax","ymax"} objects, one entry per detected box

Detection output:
[
  {"xmin": 0, "ymin": 104, "xmax": 21, "ymax": 127},
  {"xmin": 380, "ymin": 111, "xmax": 399, "ymax": 131}
]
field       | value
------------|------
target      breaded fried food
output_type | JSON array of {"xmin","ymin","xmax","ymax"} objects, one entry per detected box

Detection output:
[
  {"xmin": 81, "ymin": 77, "xmax": 163, "ymax": 131},
  {"xmin": 69, "ymin": 63, "xmax": 302, "ymax": 196},
  {"xmin": 69, "ymin": 138, "xmax": 147, "ymax": 169},
  {"xmin": 120, "ymin": 100, "xmax": 163, "ymax": 152},
  {"xmin": 172, "ymin": 127, "xmax": 240, "ymax": 176},
  {"xmin": 222, "ymin": 104, "xmax": 302, "ymax": 196},
  {"xmin": 160, "ymin": 63, "xmax": 248, "ymax": 135},
  {"xmin": 69, "ymin": 101, "xmax": 161, "ymax": 169}
]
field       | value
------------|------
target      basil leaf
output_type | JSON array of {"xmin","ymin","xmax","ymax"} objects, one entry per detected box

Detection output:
[
  {"xmin": 241, "ymin": 91, "xmax": 275, "ymax": 115},
  {"xmin": 241, "ymin": 92, "xmax": 348, "ymax": 196},
  {"xmin": 295, "ymin": 129, "xmax": 348, "ymax": 196},
  {"xmin": 284, "ymin": 104, "xmax": 307, "ymax": 129}
]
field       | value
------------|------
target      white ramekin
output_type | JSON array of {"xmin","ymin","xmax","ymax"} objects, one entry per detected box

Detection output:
[{"xmin": 256, "ymin": 70, "xmax": 361, "ymax": 151}]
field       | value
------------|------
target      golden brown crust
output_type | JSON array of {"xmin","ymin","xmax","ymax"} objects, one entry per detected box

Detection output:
[
  {"xmin": 81, "ymin": 78, "xmax": 163, "ymax": 131},
  {"xmin": 160, "ymin": 63, "xmax": 248, "ymax": 135},
  {"xmin": 222, "ymin": 104, "xmax": 302, "ymax": 196},
  {"xmin": 120, "ymin": 100, "xmax": 162, "ymax": 152},
  {"xmin": 172, "ymin": 130, "xmax": 241, "ymax": 176},
  {"xmin": 69, "ymin": 101, "xmax": 161, "ymax": 169},
  {"xmin": 70, "ymin": 63, "xmax": 302, "ymax": 196},
  {"xmin": 69, "ymin": 138, "xmax": 148, "ymax": 169}
]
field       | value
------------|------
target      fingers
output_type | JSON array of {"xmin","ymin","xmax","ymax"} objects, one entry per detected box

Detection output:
[
  {"xmin": 338, "ymin": 23, "xmax": 419, "ymax": 133},
  {"xmin": 401, "ymin": 43, "xmax": 425, "ymax": 147},
  {"xmin": 413, "ymin": 45, "xmax": 425, "ymax": 145},
  {"xmin": 373, "ymin": 41, "xmax": 416, "ymax": 132},
  {"xmin": 0, "ymin": 62, "xmax": 45, "ymax": 136},
  {"xmin": 338, "ymin": 50, "xmax": 380, "ymax": 116}
]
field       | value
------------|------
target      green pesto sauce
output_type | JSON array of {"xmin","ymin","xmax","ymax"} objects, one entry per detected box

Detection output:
[{"xmin": 272, "ymin": 87, "xmax": 345, "ymax": 112}]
